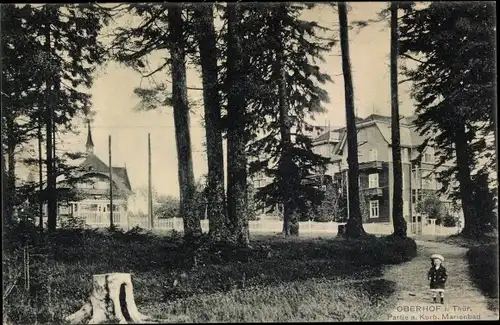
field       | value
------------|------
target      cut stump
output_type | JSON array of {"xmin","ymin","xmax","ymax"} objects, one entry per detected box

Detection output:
[
  {"xmin": 66, "ymin": 273, "xmax": 151, "ymax": 324},
  {"xmin": 337, "ymin": 224, "xmax": 347, "ymax": 237}
]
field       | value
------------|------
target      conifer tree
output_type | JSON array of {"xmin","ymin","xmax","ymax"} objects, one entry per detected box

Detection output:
[{"xmin": 399, "ymin": 2, "xmax": 496, "ymax": 238}]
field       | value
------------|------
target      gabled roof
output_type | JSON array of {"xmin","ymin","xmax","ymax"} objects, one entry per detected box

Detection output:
[
  {"xmin": 375, "ymin": 122, "xmax": 414, "ymax": 147},
  {"xmin": 78, "ymin": 153, "xmax": 132, "ymax": 193},
  {"xmin": 314, "ymin": 131, "xmax": 332, "ymax": 143},
  {"xmin": 333, "ymin": 114, "xmax": 428, "ymax": 155},
  {"xmin": 112, "ymin": 167, "xmax": 132, "ymax": 191}
]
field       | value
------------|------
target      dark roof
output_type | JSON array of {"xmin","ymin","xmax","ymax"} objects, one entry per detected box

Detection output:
[
  {"xmin": 79, "ymin": 153, "xmax": 132, "ymax": 193},
  {"xmin": 314, "ymin": 131, "xmax": 331, "ymax": 143},
  {"xmin": 333, "ymin": 114, "xmax": 428, "ymax": 154},
  {"xmin": 112, "ymin": 167, "xmax": 132, "ymax": 191}
]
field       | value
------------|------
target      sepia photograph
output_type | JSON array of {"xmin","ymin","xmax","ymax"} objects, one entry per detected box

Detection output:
[{"xmin": 1, "ymin": 2, "xmax": 498, "ymax": 323}]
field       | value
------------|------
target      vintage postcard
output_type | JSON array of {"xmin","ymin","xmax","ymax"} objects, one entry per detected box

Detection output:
[{"xmin": 2, "ymin": 2, "xmax": 498, "ymax": 324}]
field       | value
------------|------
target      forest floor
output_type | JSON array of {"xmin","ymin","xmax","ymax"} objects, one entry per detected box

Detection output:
[{"xmin": 3, "ymin": 226, "xmax": 497, "ymax": 323}]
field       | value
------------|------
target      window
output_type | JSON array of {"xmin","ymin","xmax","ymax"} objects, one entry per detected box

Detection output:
[
  {"xmin": 422, "ymin": 173, "xmax": 435, "ymax": 189},
  {"xmin": 402, "ymin": 171, "xmax": 405, "ymax": 189},
  {"xmin": 254, "ymin": 180, "xmax": 261, "ymax": 188},
  {"xmin": 402, "ymin": 148, "xmax": 409, "ymax": 163},
  {"xmin": 423, "ymin": 147, "xmax": 434, "ymax": 163},
  {"xmin": 368, "ymin": 173, "xmax": 379, "ymax": 188},
  {"xmin": 369, "ymin": 200, "xmax": 379, "ymax": 218},
  {"xmin": 412, "ymin": 168, "xmax": 419, "ymax": 182},
  {"xmin": 369, "ymin": 149, "xmax": 378, "ymax": 161}
]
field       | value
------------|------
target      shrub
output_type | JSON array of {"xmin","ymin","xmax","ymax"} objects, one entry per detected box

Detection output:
[
  {"xmin": 442, "ymin": 213, "xmax": 458, "ymax": 227},
  {"xmin": 466, "ymin": 244, "xmax": 499, "ymax": 298},
  {"xmin": 415, "ymin": 192, "xmax": 446, "ymax": 223},
  {"xmin": 154, "ymin": 195, "xmax": 180, "ymax": 219},
  {"xmin": 59, "ymin": 214, "xmax": 86, "ymax": 229},
  {"xmin": 313, "ymin": 183, "xmax": 347, "ymax": 222}
]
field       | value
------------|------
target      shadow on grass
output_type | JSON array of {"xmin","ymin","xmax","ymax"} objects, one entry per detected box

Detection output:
[
  {"xmin": 146, "ymin": 278, "xmax": 398, "ymax": 323},
  {"xmin": 3, "ymin": 225, "xmax": 415, "ymax": 324},
  {"xmin": 466, "ymin": 244, "xmax": 499, "ymax": 300}
]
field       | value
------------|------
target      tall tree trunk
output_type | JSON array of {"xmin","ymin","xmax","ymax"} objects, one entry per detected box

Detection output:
[
  {"xmin": 454, "ymin": 123, "xmax": 478, "ymax": 238},
  {"xmin": 226, "ymin": 3, "xmax": 250, "ymax": 245},
  {"xmin": 6, "ymin": 137, "xmax": 16, "ymax": 224},
  {"xmin": 275, "ymin": 6, "xmax": 297, "ymax": 237},
  {"xmin": 52, "ymin": 73, "xmax": 59, "ymax": 217},
  {"xmin": 168, "ymin": 5, "xmax": 202, "ymax": 240},
  {"xmin": 193, "ymin": 4, "xmax": 228, "ymax": 241},
  {"xmin": 390, "ymin": 2, "xmax": 407, "ymax": 238},
  {"xmin": 38, "ymin": 123, "xmax": 44, "ymax": 231},
  {"xmin": 2, "ymin": 150, "xmax": 11, "ymax": 226},
  {"xmin": 338, "ymin": 2, "xmax": 366, "ymax": 238},
  {"xmin": 45, "ymin": 19, "xmax": 57, "ymax": 232}
]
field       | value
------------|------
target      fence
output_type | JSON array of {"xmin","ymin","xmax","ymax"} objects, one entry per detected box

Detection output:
[{"xmin": 45, "ymin": 213, "xmax": 459, "ymax": 236}]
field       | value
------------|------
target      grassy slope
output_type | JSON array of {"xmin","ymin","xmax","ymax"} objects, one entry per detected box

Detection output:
[{"xmin": 3, "ymin": 227, "xmax": 416, "ymax": 324}]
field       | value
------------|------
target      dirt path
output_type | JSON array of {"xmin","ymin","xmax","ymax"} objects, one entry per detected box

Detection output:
[{"xmin": 380, "ymin": 240, "xmax": 498, "ymax": 321}]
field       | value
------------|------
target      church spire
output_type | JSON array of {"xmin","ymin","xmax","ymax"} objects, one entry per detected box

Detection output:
[{"xmin": 85, "ymin": 120, "xmax": 94, "ymax": 154}]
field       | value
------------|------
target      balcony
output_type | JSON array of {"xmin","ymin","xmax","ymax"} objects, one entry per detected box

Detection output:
[
  {"xmin": 359, "ymin": 160, "xmax": 383, "ymax": 171},
  {"xmin": 362, "ymin": 187, "xmax": 384, "ymax": 197}
]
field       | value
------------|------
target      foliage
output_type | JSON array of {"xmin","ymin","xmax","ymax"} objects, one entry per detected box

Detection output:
[
  {"xmin": 240, "ymin": 4, "xmax": 335, "ymax": 221},
  {"xmin": 246, "ymin": 183, "xmax": 259, "ymax": 221},
  {"xmin": 467, "ymin": 244, "xmax": 499, "ymax": 299},
  {"xmin": 154, "ymin": 195, "xmax": 180, "ymax": 219},
  {"xmin": 470, "ymin": 171, "xmax": 498, "ymax": 232},
  {"xmin": 399, "ymin": 2, "xmax": 496, "ymax": 237},
  {"xmin": 59, "ymin": 215, "xmax": 86, "ymax": 229},
  {"xmin": 442, "ymin": 214, "xmax": 458, "ymax": 228},
  {"xmin": 400, "ymin": 2, "xmax": 496, "ymax": 188},
  {"xmin": 1, "ymin": 4, "xmax": 111, "ymax": 225},
  {"xmin": 314, "ymin": 183, "xmax": 347, "ymax": 223},
  {"xmin": 359, "ymin": 192, "xmax": 371, "ymax": 222},
  {"xmin": 415, "ymin": 192, "xmax": 446, "ymax": 221}
]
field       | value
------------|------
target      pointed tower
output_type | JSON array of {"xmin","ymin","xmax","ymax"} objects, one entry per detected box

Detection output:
[{"xmin": 85, "ymin": 120, "xmax": 95, "ymax": 154}]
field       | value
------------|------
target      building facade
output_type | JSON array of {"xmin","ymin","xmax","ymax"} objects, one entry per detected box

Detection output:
[
  {"xmin": 56, "ymin": 122, "xmax": 133, "ymax": 223},
  {"xmin": 312, "ymin": 114, "xmax": 456, "ymax": 224}
]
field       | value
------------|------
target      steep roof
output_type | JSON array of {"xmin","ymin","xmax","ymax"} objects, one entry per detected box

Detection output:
[
  {"xmin": 112, "ymin": 167, "xmax": 132, "ymax": 191},
  {"xmin": 79, "ymin": 153, "xmax": 132, "ymax": 193},
  {"xmin": 314, "ymin": 131, "xmax": 331, "ymax": 143},
  {"xmin": 375, "ymin": 122, "xmax": 414, "ymax": 147},
  {"xmin": 333, "ymin": 114, "xmax": 428, "ymax": 154}
]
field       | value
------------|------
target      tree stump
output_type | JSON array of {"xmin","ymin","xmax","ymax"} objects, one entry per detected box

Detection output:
[
  {"xmin": 337, "ymin": 224, "xmax": 346, "ymax": 237},
  {"xmin": 66, "ymin": 273, "xmax": 151, "ymax": 324}
]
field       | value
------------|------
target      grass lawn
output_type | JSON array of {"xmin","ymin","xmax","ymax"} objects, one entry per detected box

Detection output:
[{"xmin": 3, "ymin": 225, "xmax": 416, "ymax": 324}]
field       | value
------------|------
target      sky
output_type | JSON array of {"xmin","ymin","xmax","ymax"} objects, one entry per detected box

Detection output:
[{"xmin": 59, "ymin": 2, "xmax": 417, "ymax": 198}]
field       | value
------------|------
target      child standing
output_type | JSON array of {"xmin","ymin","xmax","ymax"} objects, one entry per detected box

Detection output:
[{"xmin": 428, "ymin": 254, "xmax": 447, "ymax": 304}]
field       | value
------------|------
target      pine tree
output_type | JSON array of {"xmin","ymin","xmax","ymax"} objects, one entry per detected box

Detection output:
[
  {"xmin": 1, "ymin": 4, "xmax": 46, "ymax": 225},
  {"xmin": 2, "ymin": 4, "xmax": 111, "ymax": 230},
  {"xmin": 225, "ymin": 3, "xmax": 250, "ymax": 245},
  {"xmin": 399, "ymin": 2, "xmax": 496, "ymax": 238},
  {"xmin": 111, "ymin": 4, "xmax": 202, "ymax": 239},
  {"xmin": 191, "ymin": 4, "xmax": 228, "ymax": 241},
  {"xmin": 338, "ymin": 2, "xmax": 366, "ymax": 238},
  {"xmin": 234, "ymin": 3, "xmax": 334, "ymax": 237},
  {"xmin": 168, "ymin": 5, "xmax": 202, "ymax": 239},
  {"xmin": 390, "ymin": 3, "xmax": 407, "ymax": 238}
]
